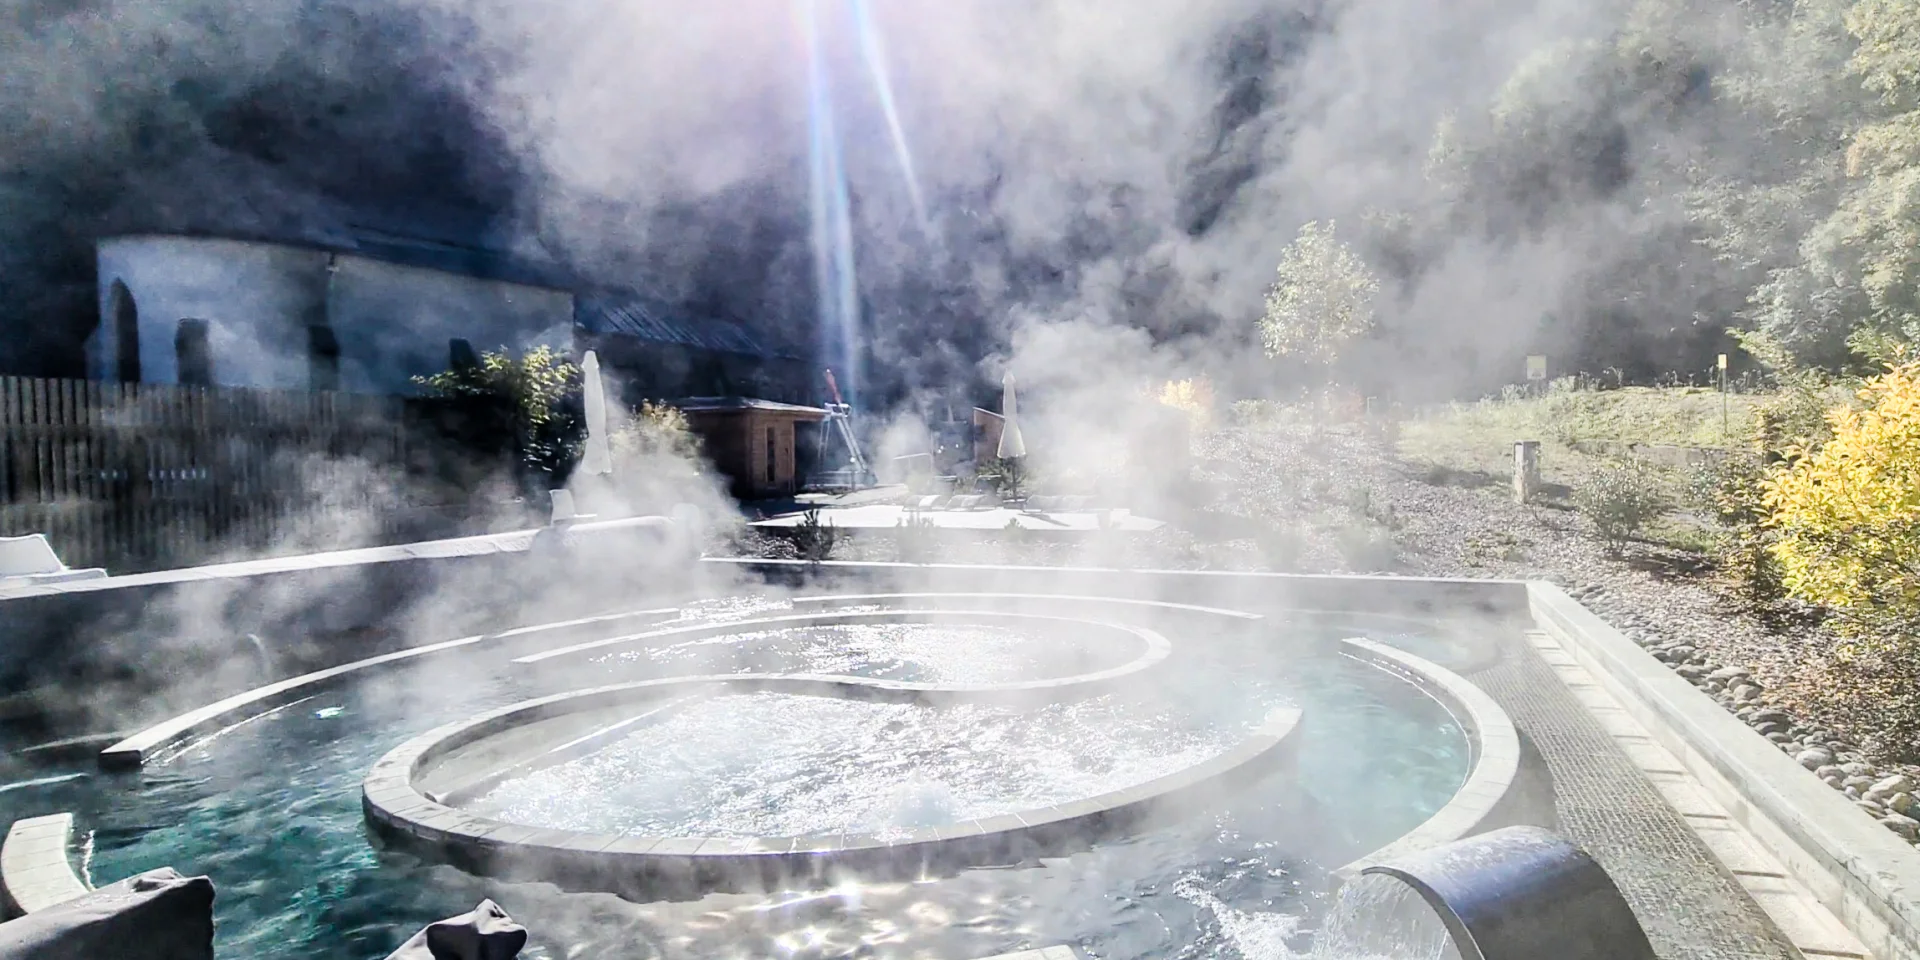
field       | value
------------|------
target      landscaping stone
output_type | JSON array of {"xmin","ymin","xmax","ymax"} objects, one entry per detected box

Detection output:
[
  {"xmin": 1844, "ymin": 775, "xmax": 1877, "ymax": 793},
  {"xmin": 1797, "ymin": 749, "xmax": 1834, "ymax": 770},
  {"xmin": 1841, "ymin": 762, "xmax": 1874, "ymax": 777},
  {"xmin": 1883, "ymin": 815, "xmax": 1920, "ymax": 841},
  {"xmin": 1890, "ymin": 792, "xmax": 1915, "ymax": 817},
  {"xmin": 1869, "ymin": 774, "xmax": 1914, "ymax": 800}
]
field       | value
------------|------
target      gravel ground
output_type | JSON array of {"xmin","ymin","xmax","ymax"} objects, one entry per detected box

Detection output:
[{"xmin": 729, "ymin": 419, "xmax": 1920, "ymax": 847}]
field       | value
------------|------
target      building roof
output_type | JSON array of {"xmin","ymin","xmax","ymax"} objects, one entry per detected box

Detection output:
[
  {"xmin": 342, "ymin": 226, "xmax": 574, "ymax": 291},
  {"xmin": 577, "ymin": 294, "xmax": 802, "ymax": 361},
  {"xmin": 671, "ymin": 396, "xmax": 829, "ymax": 418},
  {"xmin": 99, "ymin": 147, "xmax": 576, "ymax": 291}
]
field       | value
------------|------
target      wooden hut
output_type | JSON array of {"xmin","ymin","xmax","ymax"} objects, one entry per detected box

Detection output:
[{"xmin": 673, "ymin": 397, "xmax": 829, "ymax": 500}]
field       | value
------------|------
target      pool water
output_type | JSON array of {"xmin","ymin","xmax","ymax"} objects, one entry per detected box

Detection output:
[
  {"xmin": 465, "ymin": 692, "xmax": 1239, "ymax": 839},
  {"xmin": 0, "ymin": 603, "xmax": 1472, "ymax": 960}
]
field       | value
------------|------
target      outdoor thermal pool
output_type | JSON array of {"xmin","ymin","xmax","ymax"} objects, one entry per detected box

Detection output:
[{"xmin": 0, "ymin": 594, "xmax": 1497, "ymax": 960}]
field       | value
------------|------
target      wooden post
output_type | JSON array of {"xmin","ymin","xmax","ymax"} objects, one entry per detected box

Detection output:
[{"xmin": 1514, "ymin": 441, "xmax": 1541, "ymax": 504}]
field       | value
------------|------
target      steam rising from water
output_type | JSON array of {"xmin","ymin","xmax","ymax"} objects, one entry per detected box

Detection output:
[{"xmin": 465, "ymin": 692, "xmax": 1238, "ymax": 839}]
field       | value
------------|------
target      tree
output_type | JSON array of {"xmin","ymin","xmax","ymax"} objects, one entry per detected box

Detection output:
[
  {"xmin": 415, "ymin": 345, "xmax": 582, "ymax": 481},
  {"xmin": 1258, "ymin": 221, "xmax": 1381, "ymax": 372},
  {"xmin": 1721, "ymin": 0, "xmax": 1920, "ymax": 367}
]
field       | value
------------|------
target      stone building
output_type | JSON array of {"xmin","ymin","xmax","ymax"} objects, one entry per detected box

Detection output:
[
  {"xmin": 87, "ymin": 232, "xmax": 574, "ymax": 394},
  {"xmin": 84, "ymin": 231, "xmax": 811, "ymax": 407},
  {"xmin": 80, "ymin": 149, "xmax": 811, "ymax": 403}
]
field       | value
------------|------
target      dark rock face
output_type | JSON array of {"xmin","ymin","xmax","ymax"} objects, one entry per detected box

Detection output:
[{"xmin": 0, "ymin": 867, "xmax": 215, "ymax": 960}]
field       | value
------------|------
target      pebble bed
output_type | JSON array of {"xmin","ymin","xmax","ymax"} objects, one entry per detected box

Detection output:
[{"xmin": 737, "ymin": 416, "xmax": 1920, "ymax": 850}]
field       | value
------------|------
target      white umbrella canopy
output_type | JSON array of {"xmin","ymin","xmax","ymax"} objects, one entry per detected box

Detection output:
[
  {"xmin": 580, "ymin": 350, "xmax": 613, "ymax": 476},
  {"xmin": 996, "ymin": 371, "xmax": 1027, "ymax": 459}
]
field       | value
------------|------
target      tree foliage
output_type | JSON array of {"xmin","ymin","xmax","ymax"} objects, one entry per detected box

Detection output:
[
  {"xmin": 1259, "ymin": 221, "xmax": 1380, "ymax": 370},
  {"xmin": 415, "ymin": 345, "xmax": 582, "ymax": 479}
]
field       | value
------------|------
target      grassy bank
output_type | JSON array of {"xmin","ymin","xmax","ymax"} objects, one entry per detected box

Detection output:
[{"xmin": 1400, "ymin": 385, "xmax": 1765, "ymax": 478}]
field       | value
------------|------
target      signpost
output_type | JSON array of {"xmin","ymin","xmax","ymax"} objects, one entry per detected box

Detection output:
[
  {"xmin": 1718, "ymin": 353, "xmax": 1729, "ymax": 440},
  {"xmin": 1526, "ymin": 355, "xmax": 1547, "ymax": 382}
]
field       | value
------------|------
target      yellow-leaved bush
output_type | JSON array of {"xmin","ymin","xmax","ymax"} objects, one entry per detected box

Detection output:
[
  {"xmin": 1153, "ymin": 378, "xmax": 1215, "ymax": 428},
  {"xmin": 1763, "ymin": 360, "xmax": 1920, "ymax": 642}
]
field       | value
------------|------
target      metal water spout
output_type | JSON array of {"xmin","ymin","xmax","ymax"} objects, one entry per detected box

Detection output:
[{"xmin": 1358, "ymin": 826, "xmax": 1656, "ymax": 960}]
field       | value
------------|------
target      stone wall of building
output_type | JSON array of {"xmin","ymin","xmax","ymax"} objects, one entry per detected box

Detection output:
[{"xmin": 88, "ymin": 235, "xmax": 572, "ymax": 395}]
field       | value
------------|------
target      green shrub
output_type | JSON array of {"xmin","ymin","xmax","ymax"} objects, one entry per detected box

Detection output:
[
  {"xmin": 1685, "ymin": 453, "xmax": 1790, "ymax": 603},
  {"xmin": 794, "ymin": 507, "xmax": 837, "ymax": 562},
  {"xmin": 1232, "ymin": 399, "xmax": 1283, "ymax": 424},
  {"xmin": 1573, "ymin": 459, "xmax": 1672, "ymax": 555},
  {"xmin": 611, "ymin": 402, "xmax": 701, "ymax": 463},
  {"xmin": 414, "ymin": 344, "xmax": 581, "ymax": 479},
  {"xmin": 893, "ymin": 512, "xmax": 936, "ymax": 563},
  {"xmin": 1462, "ymin": 530, "xmax": 1527, "ymax": 565}
]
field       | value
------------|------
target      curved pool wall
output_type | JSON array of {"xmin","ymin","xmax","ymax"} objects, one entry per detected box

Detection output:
[
  {"xmin": 1, "ymin": 812, "xmax": 89, "ymax": 917},
  {"xmin": 0, "ymin": 516, "xmax": 691, "ymax": 724},
  {"xmin": 1335, "ymin": 639, "xmax": 1524, "ymax": 876},
  {"xmin": 364, "ymin": 693, "xmax": 1302, "ymax": 895},
  {"xmin": 98, "ymin": 606, "xmax": 684, "ymax": 770},
  {"xmin": 359, "ymin": 608, "xmax": 1200, "ymax": 895}
]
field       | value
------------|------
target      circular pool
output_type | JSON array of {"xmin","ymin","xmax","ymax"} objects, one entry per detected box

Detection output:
[{"xmin": 0, "ymin": 593, "xmax": 1509, "ymax": 960}]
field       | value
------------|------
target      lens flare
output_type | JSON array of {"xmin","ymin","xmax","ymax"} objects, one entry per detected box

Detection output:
[
  {"xmin": 802, "ymin": 0, "xmax": 863, "ymax": 408},
  {"xmin": 847, "ymin": 0, "xmax": 928, "ymax": 228}
]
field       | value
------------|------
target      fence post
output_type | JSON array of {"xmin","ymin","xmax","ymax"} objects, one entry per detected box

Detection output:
[{"xmin": 1513, "ymin": 441, "xmax": 1541, "ymax": 504}]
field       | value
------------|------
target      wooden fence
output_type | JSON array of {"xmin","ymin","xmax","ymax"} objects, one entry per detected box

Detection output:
[{"xmin": 0, "ymin": 376, "xmax": 504, "ymax": 574}]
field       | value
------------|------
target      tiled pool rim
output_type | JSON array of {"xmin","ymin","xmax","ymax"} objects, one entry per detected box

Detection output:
[{"xmin": 1529, "ymin": 581, "xmax": 1920, "ymax": 960}]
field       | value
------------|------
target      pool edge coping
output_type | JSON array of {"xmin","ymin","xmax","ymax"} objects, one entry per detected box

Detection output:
[{"xmin": 1530, "ymin": 581, "xmax": 1920, "ymax": 960}]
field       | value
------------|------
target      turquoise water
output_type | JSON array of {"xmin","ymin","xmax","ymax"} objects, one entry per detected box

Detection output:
[{"xmin": 0, "ymin": 608, "xmax": 1471, "ymax": 960}]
